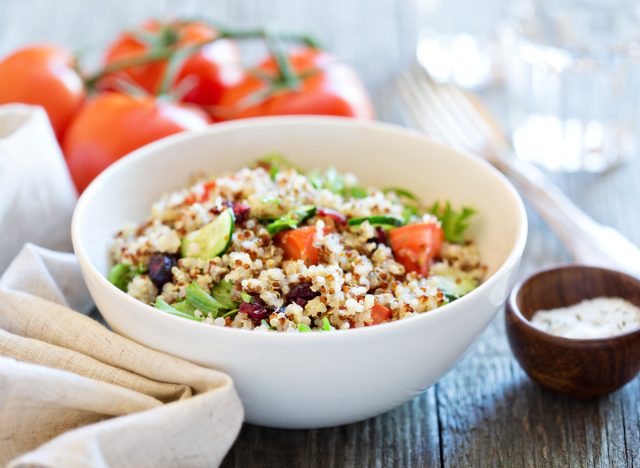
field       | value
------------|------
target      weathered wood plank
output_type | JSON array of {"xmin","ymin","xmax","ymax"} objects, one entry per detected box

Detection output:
[{"xmin": 222, "ymin": 388, "xmax": 441, "ymax": 468}]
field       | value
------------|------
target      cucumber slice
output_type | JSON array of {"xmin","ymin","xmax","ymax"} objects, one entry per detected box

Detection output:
[
  {"xmin": 108, "ymin": 263, "xmax": 134, "ymax": 291},
  {"xmin": 267, "ymin": 205, "xmax": 317, "ymax": 235},
  {"xmin": 181, "ymin": 208, "xmax": 234, "ymax": 259},
  {"xmin": 348, "ymin": 216, "xmax": 404, "ymax": 227},
  {"xmin": 432, "ymin": 268, "xmax": 479, "ymax": 301}
]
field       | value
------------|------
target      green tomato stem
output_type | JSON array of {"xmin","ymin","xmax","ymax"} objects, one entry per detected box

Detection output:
[{"xmin": 83, "ymin": 24, "xmax": 321, "ymax": 94}]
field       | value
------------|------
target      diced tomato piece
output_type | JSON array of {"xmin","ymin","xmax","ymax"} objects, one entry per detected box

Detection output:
[
  {"xmin": 276, "ymin": 226, "xmax": 322, "ymax": 265},
  {"xmin": 184, "ymin": 180, "xmax": 216, "ymax": 205},
  {"xmin": 371, "ymin": 303, "xmax": 392, "ymax": 325},
  {"xmin": 389, "ymin": 223, "xmax": 444, "ymax": 276}
]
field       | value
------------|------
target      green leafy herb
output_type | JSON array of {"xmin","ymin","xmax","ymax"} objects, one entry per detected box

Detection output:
[
  {"xmin": 211, "ymin": 281, "xmax": 237, "ymax": 309},
  {"xmin": 155, "ymin": 297, "xmax": 202, "ymax": 322},
  {"xmin": 267, "ymin": 205, "xmax": 317, "ymax": 234},
  {"xmin": 323, "ymin": 167, "xmax": 345, "ymax": 194},
  {"xmin": 382, "ymin": 186, "xmax": 419, "ymax": 201},
  {"xmin": 321, "ymin": 317, "xmax": 332, "ymax": 331},
  {"xmin": 306, "ymin": 169, "xmax": 325, "ymax": 189},
  {"xmin": 306, "ymin": 167, "xmax": 366, "ymax": 200},
  {"xmin": 221, "ymin": 308, "xmax": 239, "ymax": 318},
  {"xmin": 306, "ymin": 167, "xmax": 344, "ymax": 193},
  {"xmin": 402, "ymin": 205, "xmax": 420, "ymax": 224},
  {"xmin": 348, "ymin": 216, "xmax": 404, "ymax": 227},
  {"xmin": 298, "ymin": 323, "xmax": 312, "ymax": 332},
  {"xmin": 349, "ymin": 186, "xmax": 368, "ymax": 199},
  {"xmin": 261, "ymin": 195, "xmax": 282, "ymax": 206},
  {"xmin": 240, "ymin": 291, "xmax": 254, "ymax": 303},
  {"xmin": 428, "ymin": 201, "xmax": 477, "ymax": 244},
  {"xmin": 186, "ymin": 282, "xmax": 225, "ymax": 317},
  {"xmin": 254, "ymin": 154, "xmax": 299, "ymax": 179}
]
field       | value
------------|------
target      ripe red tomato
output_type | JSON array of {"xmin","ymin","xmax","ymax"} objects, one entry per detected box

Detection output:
[
  {"xmin": 371, "ymin": 304, "xmax": 392, "ymax": 325},
  {"xmin": 0, "ymin": 45, "xmax": 85, "ymax": 139},
  {"xmin": 276, "ymin": 226, "xmax": 322, "ymax": 266},
  {"xmin": 389, "ymin": 223, "xmax": 444, "ymax": 276},
  {"xmin": 219, "ymin": 48, "xmax": 374, "ymax": 119},
  {"xmin": 103, "ymin": 20, "xmax": 244, "ymax": 109},
  {"xmin": 63, "ymin": 92, "xmax": 209, "ymax": 193}
]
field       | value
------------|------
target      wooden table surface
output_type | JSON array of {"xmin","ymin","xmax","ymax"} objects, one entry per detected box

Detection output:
[{"xmin": 3, "ymin": 0, "xmax": 639, "ymax": 466}]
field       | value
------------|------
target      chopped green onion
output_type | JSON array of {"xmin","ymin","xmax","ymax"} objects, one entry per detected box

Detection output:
[
  {"xmin": 321, "ymin": 317, "xmax": 332, "ymax": 331},
  {"xmin": 306, "ymin": 169, "xmax": 324, "ymax": 189},
  {"xmin": 185, "ymin": 282, "xmax": 225, "ymax": 317},
  {"xmin": 211, "ymin": 281, "xmax": 237, "ymax": 309},
  {"xmin": 261, "ymin": 195, "xmax": 282, "ymax": 206},
  {"xmin": 382, "ymin": 186, "xmax": 420, "ymax": 201},
  {"xmin": 348, "ymin": 216, "xmax": 404, "ymax": 227},
  {"xmin": 240, "ymin": 291, "xmax": 254, "ymax": 303},
  {"xmin": 402, "ymin": 205, "xmax": 420, "ymax": 224},
  {"xmin": 298, "ymin": 323, "xmax": 312, "ymax": 332},
  {"xmin": 254, "ymin": 154, "xmax": 299, "ymax": 179},
  {"xmin": 323, "ymin": 167, "xmax": 345, "ymax": 194},
  {"xmin": 428, "ymin": 201, "xmax": 477, "ymax": 244},
  {"xmin": 221, "ymin": 308, "xmax": 239, "ymax": 318},
  {"xmin": 172, "ymin": 300, "xmax": 196, "ymax": 315},
  {"xmin": 261, "ymin": 319, "xmax": 276, "ymax": 330},
  {"xmin": 306, "ymin": 167, "xmax": 345, "ymax": 195},
  {"xmin": 155, "ymin": 297, "xmax": 202, "ymax": 321},
  {"xmin": 267, "ymin": 205, "xmax": 317, "ymax": 235},
  {"xmin": 349, "ymin": 186, "xmax": 368, "ymax": 199},
  {"xmin": 108, "ymin": 263, "xmax": 135, "ymax": 291}
]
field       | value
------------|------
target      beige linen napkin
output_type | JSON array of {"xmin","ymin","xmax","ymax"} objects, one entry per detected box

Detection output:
[
  {"xmin": 0, "ymin": 244, "xmax": 243, "ymax": 468},
  {"xmin": 0, "ymin": 104, "xmax": 77, "ymax": 273},
  {"xmin": 0, "ymin": 105, "xmax": 244, "ymax": 467}
]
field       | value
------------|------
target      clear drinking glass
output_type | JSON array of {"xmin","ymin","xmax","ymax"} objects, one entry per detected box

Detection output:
[
  {"xmin": 415, "ymin": 0, "xmax": 508, "ymax": 89},
  {"xmin": 502, "ymin": 0, "xmax": 640, "ymax": 172}
]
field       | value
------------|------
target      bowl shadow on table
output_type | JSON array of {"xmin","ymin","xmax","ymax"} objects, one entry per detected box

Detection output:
[{"xmin": 221, "ymin": 357, "xmax": 638, "ymax": 467}]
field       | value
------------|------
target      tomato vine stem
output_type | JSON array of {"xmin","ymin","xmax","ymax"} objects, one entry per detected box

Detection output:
[{"xmin": 83, "ymin": 24, "xmax": 321, "ymax": 94}]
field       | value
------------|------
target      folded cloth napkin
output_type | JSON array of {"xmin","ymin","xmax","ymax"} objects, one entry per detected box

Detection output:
[
  {"xmin": 0, "ymin": 104, "xmax": 77, "ymax": 273},
  {"xmin": 0, "ymin": 244, "xmax": 243, "ymax": 467},
  {"xmin": 0, "ymin": 105, "xmax": 244, "ymax": 467}
]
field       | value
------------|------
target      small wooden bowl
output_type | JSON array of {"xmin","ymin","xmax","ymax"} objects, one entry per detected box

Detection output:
[{"xmin": 505, "ymin": 265, "xmax": 640, "ymax": 398}]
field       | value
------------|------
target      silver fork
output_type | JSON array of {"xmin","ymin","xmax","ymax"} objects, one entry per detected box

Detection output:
[{"xmin": 396, "ymin": 63, "xmax": 640, "ymax": 277}]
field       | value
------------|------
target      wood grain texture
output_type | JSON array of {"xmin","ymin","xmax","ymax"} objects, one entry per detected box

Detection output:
[
  {"xmin": 506, "ymin": 265, "xmax": 640, "ymax": 398},
  {"xmin": 2, "ymin": 0, "xmax": 638, "ymax": 466}
]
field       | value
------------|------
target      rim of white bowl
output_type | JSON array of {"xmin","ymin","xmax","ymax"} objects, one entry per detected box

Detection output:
[{"xmin": 72, "ymin": 116, "xmax": 528, "ymax": 340}]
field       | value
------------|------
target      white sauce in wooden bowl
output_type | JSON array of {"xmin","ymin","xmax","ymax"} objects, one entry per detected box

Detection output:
[{"xmin": 530, "ymin": 297, "xmax": 640, "ymax": 339}]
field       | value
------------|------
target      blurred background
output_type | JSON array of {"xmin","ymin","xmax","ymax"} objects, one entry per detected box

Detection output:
[
  {"xmin": 0, "ymin": 0, "xmax": 417, "ymax": 109},
  {"xmin": 3, "ymin": 0, "xmax": 640, "ymax": 251}
]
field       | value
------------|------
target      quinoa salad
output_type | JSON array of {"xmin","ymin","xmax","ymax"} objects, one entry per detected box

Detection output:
[{"xmin": 109, "ymin": 155, "xmax": 486, "ymax": 332}]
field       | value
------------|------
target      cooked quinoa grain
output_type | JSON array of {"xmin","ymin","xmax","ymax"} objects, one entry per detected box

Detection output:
[{"xmin": 109, "ymin": 156, "xmax": 484, "ymax": 332}]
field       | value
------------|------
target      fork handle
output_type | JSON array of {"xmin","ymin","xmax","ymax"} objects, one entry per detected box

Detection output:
[{"xmin": 494, "ymin": 155, "xmax": 640, "ymax": 278}]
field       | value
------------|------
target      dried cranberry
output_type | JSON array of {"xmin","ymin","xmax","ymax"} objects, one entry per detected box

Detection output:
[
  {"xmin": 317, "ymin": 208, "xmax": 347, "ymax": 225},
  {"xmin": 148, "ymin": 254, "xmax": 178, "ymax": 290},
  {"xmin": 239, "ymin": 301, "xmax": 269, "ymax": 323},
  {"xmin": 286, "ymin": 282, "xmax": 319, "ymax": 308},
  {"xmin": 225, "ymin": 201, "xmax": 250, "ymax": 223},
  {"xmin": 375, "ymin": 227, "xmax": 388, "ymax": 246}
]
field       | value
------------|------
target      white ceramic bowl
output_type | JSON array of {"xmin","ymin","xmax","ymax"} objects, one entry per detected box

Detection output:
[{"xmin": 72, "ymin": 117, "xmax": 527, "ymax": 429}]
